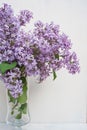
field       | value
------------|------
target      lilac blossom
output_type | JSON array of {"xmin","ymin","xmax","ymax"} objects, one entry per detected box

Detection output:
[
  {"xmin": 30, "ymin": 21, "xmax": 80, "ymax": 80},
  {"xmin": 3, "ymin": 68, "xmax": 23, "ymax": 98},
  {"xmin": 0, "ymin": 4, "xmax": 80, "ymax": 98},
  {"xmin": 14, "ymin": 31, "xmax": 39, "ymax": 76},
  {"xmin": 18, "ymin": 10, "xmax": 33, "ymax": 26},
  {"xmin": 0, "ymin": 4, "xmax": 33, "ymax": 63},
  {"xmin": 64, "ymin": 52, "xmax": 80, "ymax": 74}
]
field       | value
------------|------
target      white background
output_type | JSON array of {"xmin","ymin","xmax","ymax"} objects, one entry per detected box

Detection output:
[{"xmin": 0, "ymin": 0, "xmax": 87, "ymax": 123}]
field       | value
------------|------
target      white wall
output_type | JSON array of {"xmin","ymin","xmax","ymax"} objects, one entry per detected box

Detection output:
[{"xmin": 0, "ymin": 0, "xmax": 87, "ymax": 123}]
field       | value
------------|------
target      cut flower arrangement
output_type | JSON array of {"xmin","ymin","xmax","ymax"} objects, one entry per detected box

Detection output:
[{"xmin": 0, "ymin": 4, "xmax": 80, "ymax": 126}]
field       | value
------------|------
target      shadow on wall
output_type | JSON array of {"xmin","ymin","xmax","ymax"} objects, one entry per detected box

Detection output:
[{"xmin": 0, "ymin": 81, "xmax": 7, "ymax": 122}]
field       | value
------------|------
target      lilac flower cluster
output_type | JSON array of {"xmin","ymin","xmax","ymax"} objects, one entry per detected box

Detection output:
[
  {"xmin": 18, "ymin": 10, "xmax": 33, "ymax": 26},
  {"xmin": 29, "ymin": 21, "xmax": 80, "ymax": 80},
  {"xmin": 0, "ymin": 4, "xmax": 33, "ymax": 98},
  {"xmin": 14, "ymin": 31, "xmax": 39, "ymax": 76},
  {"xmin": 0, "ymin": 4, "xmax": 32, "ymax": 63},
  {"xmin": 4, "ymin": 67, "xmax": 23, "ymax": 98},
  {"xmin": 0, "ymin": 4, "xmax": 80, "ymax": 98}
]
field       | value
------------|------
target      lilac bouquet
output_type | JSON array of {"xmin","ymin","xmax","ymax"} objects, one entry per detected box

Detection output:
[{"xmin": 0, "ymin": 4, "xmax": 80, "ymax": 123}]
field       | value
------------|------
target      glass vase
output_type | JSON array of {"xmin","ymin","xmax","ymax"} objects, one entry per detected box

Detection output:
[{"xmin": 6, "ymin": 77, "xmax": 30, "ymax": 127}]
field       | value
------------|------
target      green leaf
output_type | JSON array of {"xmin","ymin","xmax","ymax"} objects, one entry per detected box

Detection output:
[
  {"xmin": 20, "ymin": 66, "xmax": 25, "ymax": 73},
  {"xmin": 55, "ymin": 54, "xmax": 59, "ymax": 60},
  {"xmin": 18, "ymin": 86, "xmax": 27, "ymax": 104},
  {"xmin": 22, "ymin": 103, "xmax": 27, "ymax": 114},
  {"xmin": 18, "ymin": 77, "xmax": 27, "ymax": 104},
  {"xmin": 11, "ymin": 111, "xmax": 14, "ymax": 115},
  {"xmin": 18, "ymin": 89, "xmax": 27, "ymax": 104},
  {"xmin": 19, "ymin": 103, "xmax": 27, "ymax": 114},
  {"xmin": 16, "ymin": 113, "xmax": 22, "ymax": 119},
  {"xmin": 53, "ymin": 70, "xmax": 57, "ymax": 80},
  {"xmin": 0, "ymin": 61, "xmax": 17, "ymax": 74},
  {"xmin": 21, "ymin": 77, "xmax": 27, "ymax": 85}
]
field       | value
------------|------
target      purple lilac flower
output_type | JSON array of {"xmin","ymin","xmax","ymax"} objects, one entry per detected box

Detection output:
[
  {"xmin": 31, "ymin": 21, "xmax": 80, "ymax": 81},
  {"xmin": 3, "ymin": 68, "xmax": 23, "ymax": 98},
  {"xmin": 18, "ymin": 10, "xmax": 33, "ymax": 26},
  {"xmin": 0, "ymin": 4, "xmax": 80, "ymax": 98},
  {"xmin": 64, "ymin": 52, "xmax": 80, "ymax": 74},
  {"xmin": 14, "ymin": 31, "xmax": 39, "ymax": 76},
  {"xmin": 0, "ymin": 4, "xmax": 33, "ymax": 63}
]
